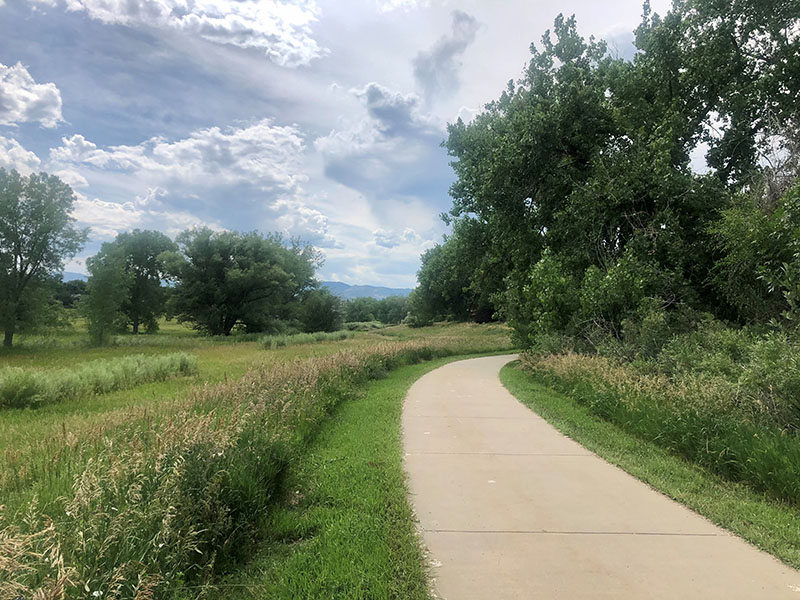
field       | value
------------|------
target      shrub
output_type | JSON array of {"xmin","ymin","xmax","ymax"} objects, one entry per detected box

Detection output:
[{"xmin": 0, "ymin": 353, "xmax": 198, "ymax": 409}]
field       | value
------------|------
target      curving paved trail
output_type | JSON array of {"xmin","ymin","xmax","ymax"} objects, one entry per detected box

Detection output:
[{"xmin": 402, "ymin": 354, "xmax": 800, "ymax": 599}]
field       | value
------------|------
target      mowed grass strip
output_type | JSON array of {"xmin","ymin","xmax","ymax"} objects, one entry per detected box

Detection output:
[
  {"xmin": 500, "ymin": 362, "xmax": 800, "ymax": 570},
  {"xmin": 221, "ymin": 358, "xmax": 473, "ymax": 600}
]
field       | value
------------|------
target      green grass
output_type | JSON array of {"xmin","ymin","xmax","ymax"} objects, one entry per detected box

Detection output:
[
  {"xmin": 500, "ymin": 361, "xmax": 800, "ymax": 570},
  {"xmin": 0, "ymin": 353, "xmax": 197, "ymax": 409},
  {"xmin": 0, "ymin": 324, "xmax": 514, "ymax": 598},
  {"xmin": 220, "ymin": 357, "xmax": 478, "ymax": 600},
  {"xmin": 259, "ymin": 330, "xmax": 355, "ymax": 349}
]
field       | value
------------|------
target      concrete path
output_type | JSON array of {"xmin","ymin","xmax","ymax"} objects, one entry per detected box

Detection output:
[{"xmin": 402, "ymin": 354, "xmax": 800, "ymax": 599}]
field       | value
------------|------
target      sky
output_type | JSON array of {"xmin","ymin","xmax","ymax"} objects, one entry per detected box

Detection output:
[{"xmin": 0, "ymin": 0, "xmax": 670, "ymax": 288}]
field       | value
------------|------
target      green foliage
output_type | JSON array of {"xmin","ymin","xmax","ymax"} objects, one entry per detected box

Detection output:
[
  {"xmin": 522, "ymin": 351, "xmax": 800, "ymax": 507},
  {"xmin": 0, "ymin": 169, "xmax": 87, "ymax": 347},
  {"xmin": 298, "ymin": 288, "xmax": 343, "ymax": 333},
  {"xmin": 410, "ymin": 217, "xmax": 501, "ymax": 324},
  {"xmin": 54, "ymin": 279, "xmax": 86, "ymax": 308},
  {"xmin": 163, "ymin": 228, "xmax": 318, "ymax": 336},
  {"xmin": 0, "ymin": 353, "xmax": 197, "ymax": 409},
  {"xmin": 83, "ymin": 248, "xmax": 130, "ymax": 346},
  {"xmin": 343, "ymin": 295, "xmax": 409, "ymax": 325},
  {"xmin": 712, "ymin": 184, "xmax": 800, "ymax": 324},
  {"xmin": 506, "ymin": 250, "xmax": 579, "ymax": 347},
  {"xmin": 89, "ymin": 229, "xmax": 177, "ymax": 334},
  {"xmin": 432, "ymin": 3, "xmax": 799, "ymax": 345}
]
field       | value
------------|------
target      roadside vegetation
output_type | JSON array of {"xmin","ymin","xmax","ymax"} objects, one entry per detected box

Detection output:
[
  {"xmin": 501, "ymin": 363, "xmax": 800, "ymax": 570},
  {"xmin": 0, "ymin": 323, "xmax": 512, "ymax": 598},
  {"xmin": 222, "ymin": 357, "xmax": 475, "ymax": 599},
  {"xmin": 259, "ymin": 330, "xmax": 354, "ymax": 350}
]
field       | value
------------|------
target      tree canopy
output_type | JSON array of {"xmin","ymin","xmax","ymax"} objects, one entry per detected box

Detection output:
[
  {"xmin": 412, "ymin": 0, "xmax": 800, "ymax": 348},
  {"xmin": 0, "ymin": 169, "xmax": 86, "ymax": 347},
  {"xmin": 163, "ymin": 228, "xmax": 319, "ymax": 336}
]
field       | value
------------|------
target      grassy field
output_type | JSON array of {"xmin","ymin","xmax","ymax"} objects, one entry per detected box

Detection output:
[
  {"xmin": 501, "ymin": 361, "xmax": 800, "ymax": 570},
  {"xmin": 220, "ymin": 357, "xmax": 476, "ymax": 599},
  {"xmin": 0, "ymin": 321, "xmax": 512, "ymax": 598}
]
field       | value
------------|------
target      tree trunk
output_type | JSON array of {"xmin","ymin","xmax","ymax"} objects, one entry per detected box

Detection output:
[
  {"xmin": 132, "ymin": 319, "xmax": 139, "ymax": 335},
  {"xmin": 3, "ymin": 329, "xmax": 13, "ymax": 348}
]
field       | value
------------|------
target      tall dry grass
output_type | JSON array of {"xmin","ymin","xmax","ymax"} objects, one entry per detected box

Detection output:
[
  {"xmin": 522, "ymin": 351, "xmax": 800, "ymax": 506},
  {"xmin": 0, "ymin": 332, "xmax": 512, "ymax": 599},
  {"xmin": 0, "ymin": 353, "xmax": 198, "ymax": 409}
]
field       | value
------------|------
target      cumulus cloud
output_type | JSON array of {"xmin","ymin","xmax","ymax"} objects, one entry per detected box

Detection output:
[
  {"xmin": 314, "ymin": 82, "xmax": 440, "ymax": 164},
  {"xmin": 72, "ymin": 193, "xmax": 223, "ymax": 240},
  {"xmin": 0, "ymin": 136, "xmax": 42, "ymax": 174},
  {"xmin": 373, "ymin": 227, "xmax": 421, "ymax": 248},
  {"xmin": 270, "ymin": 198, "xmax": 341, "ymax": 248},
  {"xmin": 413, "ymin": 10, "xmax": 478, "ymax": 103},
  {"xmin": 0, "ymin": 62, "xmax": 63, "ymax": 127},
  {"xmin": 50, "ymin": 118, "xmax": 306, "ymax": 191},
  {"xmin": 30, "ymin": 0, "xmax": 326, "ymax": 67}
]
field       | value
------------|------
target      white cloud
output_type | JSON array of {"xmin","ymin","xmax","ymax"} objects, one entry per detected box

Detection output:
[
  {"xmin": 377, "ymin": 0, "xmax": 430, "ymax": 12},
  {"xmin": 33, "ymin": 0, "xmax": 326, "ymax": 67},
  {"xmin": 0, "ymin": 62, "xmax": 63, "ymax": 127},
  {"xmin": 373, "ymin": 227, "xmax": 421, "ymax": 248},
  {"xmin": 0, "ymin": 136, "xmax": 42, "ymax": 174},
  {"xmin": 72, "ymin": 194, "xmax": 223, "ymax": 240},
  {"xmin": 52, "ymin": 168, "xmax": 89, "ymax": 188},
  {"xmin": 270, "ymin": 197, "xmax": 341, "ymax": 248},
  {"xmin": 50, "ymin": 118, "xmax": 307, "ymax": 191}
]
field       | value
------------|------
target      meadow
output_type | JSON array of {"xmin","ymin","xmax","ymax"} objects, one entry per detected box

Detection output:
[{"xmin": 0, "ymin": 319, "xmax": 513, "ymax": 599}]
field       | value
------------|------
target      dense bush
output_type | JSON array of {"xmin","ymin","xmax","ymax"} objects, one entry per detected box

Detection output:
[{"xmin": 0, "ymin": 353, "xmax": 198, "ymax": 409}]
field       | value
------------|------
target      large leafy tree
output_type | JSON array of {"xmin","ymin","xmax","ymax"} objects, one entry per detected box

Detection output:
[
  {"xmin": 410, "ymin": 217, "xmax": 503, "ymax": 323},
  {"xmin": 164, "ymin": 228, "xmax": 318, "ymax": 336},
  {"xmin": 91, "ymin": 229, "xmax": 177, "ymax": 334},
  {"xmin": 0, "ymin": 169, "xmax": 87, "ymax": 347},
  {"xmin": 83, "ymin": 246, "xmax": 131, "ymax": 345},
  {"xmin": 434, "ymin": 1, "xmax": 799, "ymax": 344}
]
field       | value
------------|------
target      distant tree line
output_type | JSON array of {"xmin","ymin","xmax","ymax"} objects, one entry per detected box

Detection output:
[
  {"xmin": 342, "ymin": 295, "xmax": 409, "ymax": 324},
  {"xmin": 0, "ymin": 167, "xmax": 352, "ymax": 347},
  {"xmin": 409, "ymin": 0, "xmax": 800, "ymax": 349}
]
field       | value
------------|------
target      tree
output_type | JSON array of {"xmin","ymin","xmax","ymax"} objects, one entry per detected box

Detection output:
[
  {"xmin": 164, "ymin": 228, "xmax": 318, "ymax": 336},
  {"xmin": 409, "ymin": 217, "xmax": 503, "ymax": 324},
  {"xmin": 0, "ymin": 169, "xmax": 87, "ymax": 347},
  {"xmin": 344, "ymin": 297, "xmax": 380, "ymax": 322},
  {"xmin": 83, "ymin": 248, "xmax": 130, "ymax": 345},
  {"xmin": 55, "ymin": 279, "xmax": 87, "ymax": 308},
  {"xmin": 298, "ymin": 288, "xmax": 343, "ymax": 332},
  {"xmin": 92, "ymin": 230, "xmax": 176, "ymax": 334},
  {"xmin": 373, "ymin": 296, "xmax": 409, "ymax": 324}
]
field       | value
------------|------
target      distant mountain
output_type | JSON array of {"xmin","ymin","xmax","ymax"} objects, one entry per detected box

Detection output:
[
  {"xmin": 322, "ymin": 281, "xmax": 412, "ymax": 300},
  {"xmin": 62, "ymin": 271, "xmax": 88, "ymax": 282}
]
